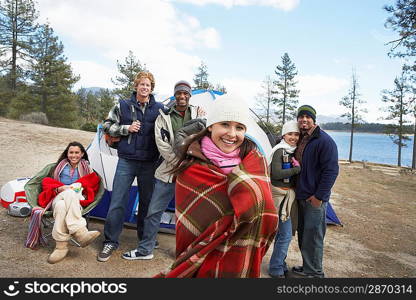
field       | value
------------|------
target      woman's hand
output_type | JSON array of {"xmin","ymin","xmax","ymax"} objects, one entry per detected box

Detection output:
[
  {"xmin": 57, "ymin": 185, "xmax": 70, "ymax": 193},
  {"xmin": 291, "ymin": 157, "xmax": 300, "ymax": 167}
]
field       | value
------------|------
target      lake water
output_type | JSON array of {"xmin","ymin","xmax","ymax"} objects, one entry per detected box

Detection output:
[{"xmin": 326, "ymin": 131, "xmax": 414, "ymax": 167}]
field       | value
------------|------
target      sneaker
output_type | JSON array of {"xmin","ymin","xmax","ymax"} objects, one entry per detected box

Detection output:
[
  {"xmin": 154, "ymin": 240, "xmax": 159, "ymax": 249},
  {"xmin": 122, "ymin": 249, "xmax": 154, "ymax": 260},
  {"xmin": 97, "ymin": 243, "xmax": 116, "ymax": 262}
]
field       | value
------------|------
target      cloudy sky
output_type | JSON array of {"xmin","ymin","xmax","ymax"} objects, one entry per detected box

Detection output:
[{"xmin": 36, "ymin": 0, "xmax": 403, "ymax": 122}]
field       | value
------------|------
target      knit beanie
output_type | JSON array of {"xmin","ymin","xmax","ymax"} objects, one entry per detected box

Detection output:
[
  {"xmin": 205, "ymin": 94, "xmax": 251, "ymax": 130},
  {"xmin": 281, "ymin": 120, "xmax": 299, "ymax": 136},
  {"xmin": 174, "ymin": 80, "xmax": 192, "ymax": 97},
  {"xmin": 297, "ymin": 105, "xmax": 316, "ymax": 123}
]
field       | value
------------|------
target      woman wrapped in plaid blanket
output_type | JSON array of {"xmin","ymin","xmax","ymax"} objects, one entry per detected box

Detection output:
[{"xmin": 156, "ymin": 94, "xmax": 278, "ymax": 278}]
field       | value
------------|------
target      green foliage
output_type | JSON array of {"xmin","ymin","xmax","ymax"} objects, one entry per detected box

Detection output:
[
  {"xmin": 80, "ymin": 122, "xmax": 98, "ymax": 132},
  {"xmin": 0, "ymin": 0, "xmax": 39, "ymax": 90},
  {"xmin": 19, "ymin": 111, "xmax": 48, "ymax": 124},
  {"xmin": 384, "ymin": 0, "xmax": 416, "ymax": 76},
  {"xmin": 272, "ymin": 53, "xmax": 299, "ymax": 125},
  {"xmin": 112, "ymin": 50, "xmax": 146, "ymax": 100},
  {"xmin": 380, "ymin": 70, "xmax": 413, "ymax": 166}
]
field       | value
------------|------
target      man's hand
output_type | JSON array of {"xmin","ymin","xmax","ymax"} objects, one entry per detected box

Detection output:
[
  {"xmin": 197, "ymin": 107, "xmax": 206, "ymax": 117},
  {"xmin": 128, "ymin": 120, "xmax": 141, "ymax": 133},
  {"xmin": 307, "ymin": 195, "xmax": 322, "ymax": 208}
]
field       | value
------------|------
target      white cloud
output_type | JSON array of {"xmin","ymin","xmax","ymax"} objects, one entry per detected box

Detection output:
[
  {"xmin": 36, "ymin": 0, "xmax": 220, "ymax": 94},
  {"xmin": 172, "ymin": 0, "xmax": 300, "ymax": 11},
  {"xmin": 221, "ymin": 77, "xmax": 263, "ymax": 108},
  {"xmin": 298, "ymin": 74, "xmax": 348, "ymax": 98},
  {"xmin": 71, "ymin": 61, "xmax": 115, "ymax": 89}
]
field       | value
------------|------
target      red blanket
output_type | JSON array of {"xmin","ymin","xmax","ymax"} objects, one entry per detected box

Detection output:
[
  {"xmin": 38, "ymin": 172, "xmax": 100, "ymax": 208},
  {"xmin": 156, "ymin": 150, "xmax": 278, "ymax": 278}
]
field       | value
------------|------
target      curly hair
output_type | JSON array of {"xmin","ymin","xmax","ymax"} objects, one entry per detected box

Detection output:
[{"xmin": 133, "ymin": 71, "xmax": 155, "ymax": 91}]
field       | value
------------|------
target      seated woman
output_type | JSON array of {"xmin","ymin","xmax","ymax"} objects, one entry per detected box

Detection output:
[
  {"xmin": 25, "ymin": 141, "xmax": 103, "ymax": 264},
  {"xmin": 156, "ymin": 94, "xmax": 278, "ymax": 278}
]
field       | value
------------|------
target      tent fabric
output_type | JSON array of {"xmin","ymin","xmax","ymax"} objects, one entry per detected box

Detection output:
[{"xmin": 325, "ymin": 201, "xmax": 342, "ymax": 226}]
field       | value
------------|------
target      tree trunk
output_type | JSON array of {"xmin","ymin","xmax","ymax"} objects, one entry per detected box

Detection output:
[
  {"xmin": 349, "ymin": 123, "xmax": 354, "ymax": 162},
  {"xmin": 413, "ymin": 115, "xmax": 416, "ymax": 169}
]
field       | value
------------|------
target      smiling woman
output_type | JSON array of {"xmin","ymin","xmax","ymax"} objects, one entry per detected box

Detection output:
[{"xmin": 155, "ymin": 94, "xmax": 279, "ymax": 278}]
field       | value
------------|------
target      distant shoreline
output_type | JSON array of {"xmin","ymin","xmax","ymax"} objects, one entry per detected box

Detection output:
[{"xmin": 325, "ymin": 130, "xmax": 414, "ymax": 137}]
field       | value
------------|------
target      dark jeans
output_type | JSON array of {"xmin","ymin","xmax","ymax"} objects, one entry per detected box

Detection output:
[
  {"xmin": 297, "ymin": 199, "xmax": 327, "ymax": 277},
  {"xmin": 104, "ymin": 158, "xmax": 156, "ymax": 248}
]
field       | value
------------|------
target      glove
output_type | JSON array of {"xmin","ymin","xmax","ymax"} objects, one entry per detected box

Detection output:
[{"xmin": 291, "ymin": 157, "xmax": 300, "ymax": 167}]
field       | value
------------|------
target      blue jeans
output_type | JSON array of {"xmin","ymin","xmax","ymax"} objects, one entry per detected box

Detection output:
[
  {"xmin": 269, "ymin": 217, "xmax": 292, "ymax": 276},
  {"xmin": 297, "ymin": 200, "xmax": 327, "ymax": 277},
  {"xmin": 136, "ymin": 179, "xmax": 175, "ymax": 255},
  {"xmin": 103, "ymin": 158, "xmax": 156, "ymax": 248}
]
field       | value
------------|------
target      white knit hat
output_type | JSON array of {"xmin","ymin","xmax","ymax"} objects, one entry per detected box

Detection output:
[
  {"xmin": 205, "ymin": 94, "xmax": 251, "ymax": 130},
  {"xmin": 281, "ymin": 120, "xmax": 299, "ymax": 136}
]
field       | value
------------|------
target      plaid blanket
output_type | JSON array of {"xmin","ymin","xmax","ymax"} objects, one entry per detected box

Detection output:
[{"xmin": 156, "ymin": 149, "xmax": 278, "ymax": 278}]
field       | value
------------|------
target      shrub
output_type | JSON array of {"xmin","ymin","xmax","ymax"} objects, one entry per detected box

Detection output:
[
  {"xmin": 20, "ymin": 112, "xmax": 49, "ymax": 125},
  {"xmin": 80, "ymin": 122, "xmax": 98, "ymax": 132}
]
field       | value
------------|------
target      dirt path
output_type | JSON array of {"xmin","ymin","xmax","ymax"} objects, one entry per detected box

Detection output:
[{"xmin": 0, "ymin": 117, "xmax": 415, "ymax": 278}]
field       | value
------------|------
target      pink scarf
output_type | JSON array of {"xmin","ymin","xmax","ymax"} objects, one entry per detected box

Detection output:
[
  {"xmin": 201, "ymin": 136, "xmax": 241, "ymax": 174},
  {"xmin": 53, "ymin": 159, "xmax": 92, "ymax": 181}
]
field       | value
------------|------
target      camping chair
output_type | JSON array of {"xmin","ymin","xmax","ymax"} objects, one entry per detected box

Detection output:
[{"xmin": 24, "ymin": 164, "xmax": 105, "ymax": 247}]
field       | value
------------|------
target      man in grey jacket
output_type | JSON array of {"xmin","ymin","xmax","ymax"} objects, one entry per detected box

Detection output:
[{"xmin": 122, "ymin": 80, "xmax": 205, "ymax": 260}]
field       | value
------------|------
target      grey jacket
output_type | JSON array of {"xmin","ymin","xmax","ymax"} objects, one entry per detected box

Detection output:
[{"xmin": 154, "ymin": 105, "xmax": 204, "ymax": 183}]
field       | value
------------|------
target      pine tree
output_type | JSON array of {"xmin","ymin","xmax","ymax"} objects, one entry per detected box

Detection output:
[
  {"xmin": 384, "ymin": 0, "xmax": 416, "ymax": 76},
  {"xmin": 381, "ymin": 69, "xmax": 412, "ymax": 167},
  {"xmin": 23, "ymin": 23, "xmax": 79, "ymax": 127},
  {"xmin": 112, "ymin": 50, "xmax": 146, "ymax": 100},
  {"xmin": 193, "ymin": 61, "xmax": 213, "ymax": 90},
  {"xmin": 272, "ymin": 53, "xmax": 299, "ymax": 125},
  {"xmin": 97, "ymin": 88, "xmax": 116, "ymax": 121},
  {"xmin": 339, "ymin": 69, "xmax": 367, "ymax": 162},
  {"xmin": 0, "ymin": 0, "xmax": 38, "ymax": 91}
]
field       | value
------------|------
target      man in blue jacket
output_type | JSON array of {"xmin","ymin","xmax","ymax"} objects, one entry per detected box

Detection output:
[
  {"xmin": 292, "ymin": 105, "xmax": 339, "ymax": 277},
  {"xmin": 97, "ymin": 71, "xmax": 165, "ymax": 262}
]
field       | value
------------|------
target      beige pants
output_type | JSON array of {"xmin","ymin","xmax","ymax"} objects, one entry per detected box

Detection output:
[{"xmin": 52, "ymin": 189, "xmax": 87, "ymax": 241}]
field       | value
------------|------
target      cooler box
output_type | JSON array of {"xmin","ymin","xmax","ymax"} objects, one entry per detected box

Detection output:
[{"xmin": 0, "ymin": 177, "xmax": 30, "ymax": 208}]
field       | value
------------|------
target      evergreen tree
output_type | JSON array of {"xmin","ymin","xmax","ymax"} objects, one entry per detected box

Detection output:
[
  {"xmin": 112, "ymin": 50, "xmax": 146, "ymax": 100},
  {"xmin": 339, "ymin": 69, "xmax": 367, "ymax": 162},
  {"xmin": 381, "ymin": 69, "xmax": 412, "ymax": 167},
  {"xmin": 272, "ymin": 53, "xmax": 299, "ymax": 125},
  {"xmin": 0, "ymin": 0, "xmax": 38, "ymax": 91},
  {"xmin": 384, "ymin": 0, "xmax": 416, "ymax": 76},
  {"xmin": 76, "ymin": 88, "xmax": 100, "ymax": 123},
  {"xmin": 193, "ymin": 61, "xmax": 213, "ymax": 90},
  {"xmin": 20, "ymin": 23, "xmax": 79, "ymax": 127},
  {"xmin": 97, "ymin": 88, "xmax": 116, "ymax": 121}
]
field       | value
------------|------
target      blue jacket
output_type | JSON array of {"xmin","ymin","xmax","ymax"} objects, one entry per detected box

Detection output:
[
  {"xmin": 295, "ymin": 126, "xmax": 339, "ymax": 202},
  {"xmin": 117, "ymin": 93, "xmax": 165, "ymax": 161}
]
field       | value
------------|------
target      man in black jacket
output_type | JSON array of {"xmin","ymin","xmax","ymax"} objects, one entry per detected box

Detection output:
[{"xmin": 292, "ymin": 105, "xmax": 339, "ymax": 278}]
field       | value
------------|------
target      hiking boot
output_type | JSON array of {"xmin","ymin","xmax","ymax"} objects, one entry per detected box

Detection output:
[
  {"xmin": 73, "ymin": 228, "xmax": 100, "ymax": 248},
  {"xmin": 122, "ymin": 249, "xmax": 154, "ymax": 260},
  {"xmin": 97, "ymin": 243, "xmax": 116, "ymax": 262},
  {"xmin": 47, "ymin": 241, "xmax": 69, "ymax": 264}
]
